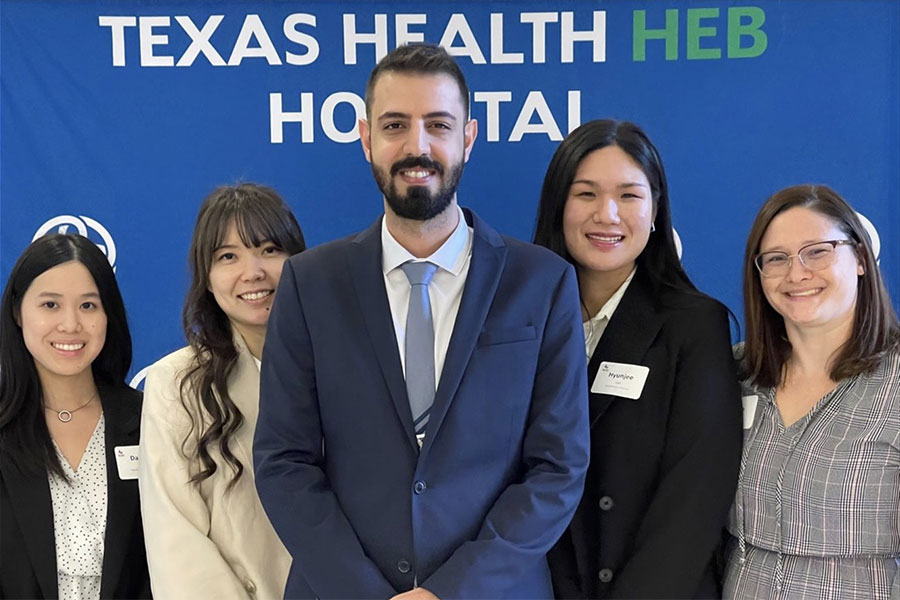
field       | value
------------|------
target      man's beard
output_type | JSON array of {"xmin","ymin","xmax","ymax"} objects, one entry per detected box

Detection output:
[{"xmin": 372, "ymin": 155, "xmax": 465, "ymax": 221}]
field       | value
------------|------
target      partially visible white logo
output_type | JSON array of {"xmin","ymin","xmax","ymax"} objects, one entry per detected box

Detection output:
[
  {"xmin": 129, "ymin": 365, "xmax": 150, "ymax": 390},
  {"xmin": 32, "ymin": 215, "xmax": 117, "ymax": 270},
  {"xmin": 856, "ymin": 211, "xmax": 881, "ymax": 263},
  {"xmin": 673, "ymin": 227, "xmax": 683, "ymax": 260}
]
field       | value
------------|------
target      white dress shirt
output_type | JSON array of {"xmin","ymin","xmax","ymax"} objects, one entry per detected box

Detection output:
[
  {"xmin": 583, "ymin": 267, "xmax": 636, "ymax": 358},
  {"xmin": 48, "ymin": 414, "xmax": 107, "ymax": 600},
  {"xmin": 382, "ymin": 204, "xmax": 473, "ymax": 389}
]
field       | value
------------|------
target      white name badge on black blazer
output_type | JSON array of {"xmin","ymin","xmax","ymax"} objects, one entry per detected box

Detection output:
[
  {"xmin": 114, "ymin": 445, "xmax": 140, "ymax": 480},
  {"xmin": 591, "ymin": 361, "xmax": 649, "ymax": 400}
]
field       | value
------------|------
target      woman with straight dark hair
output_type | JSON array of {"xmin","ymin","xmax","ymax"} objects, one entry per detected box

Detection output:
[
  {"xmin": 725, "ymin": 185, "xmax": 900, "ymax": 599},
  {"xmin": 0, "ymin": 234, "xmax": 150, "ymax": 599},
  {"xmin": 138, "ymin": 183, "xmax": 305, "ymax": 599},
  {"xmin": 535, "ymin": 119, "xmax": 742, "ymax": 598}
]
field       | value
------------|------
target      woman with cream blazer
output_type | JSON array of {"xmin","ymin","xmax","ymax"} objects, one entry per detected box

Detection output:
[{"xmin": 138, "ymin": 334, "xmax": 291, "ymax": 599}]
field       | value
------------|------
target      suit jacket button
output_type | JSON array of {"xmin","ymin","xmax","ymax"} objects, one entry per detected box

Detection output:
[
  {"xmin": 598, "ymin": 568, "xmax": 614, "ymax": 583},
  {"xmin": 414, "ymin": 480, "xmax": 427, "ymax": 494},
  {"xmin": 598, "ymin": 495, "xmax": 614, "ymax": 511},
  {"xmin": 243, "ymin": 578, "xmax": 257, "ymax": 594},
  {"xmin": 398, "ymin": 559, "xmax": 411, "ymax": 573}
]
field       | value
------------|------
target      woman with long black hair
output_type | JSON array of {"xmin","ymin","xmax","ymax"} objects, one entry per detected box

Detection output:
[
  {"xmin": 138, "ymin": 183, "xmax": 306, "ymax": 599},
  {"xmin": 534, "ymin": 119, "xmax": 742, "ymax": 598},
  {"xmin": 0, "ymin": 234, "xmax": 150, "ymax": 599}
]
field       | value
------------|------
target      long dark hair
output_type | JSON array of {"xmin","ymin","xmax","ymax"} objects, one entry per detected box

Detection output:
[
  {"xmin": 533, "ymin": 119, "xmax": 696, "ymax": 298},
  {"xmin": 741, "ymin": 184, "xmax": 899, "ymax": 387},
  {"xmin": 0, "ymin": 234, "xmax": 132, "ymax": 477},
  {"xmin": 180, "ymin": 183, "xmax": 305, "ymax": 487}
]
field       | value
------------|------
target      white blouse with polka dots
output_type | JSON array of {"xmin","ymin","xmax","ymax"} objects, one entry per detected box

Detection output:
[{"xmin": 48, "ymin": 414, "xmax": 108, "ymax": 600}]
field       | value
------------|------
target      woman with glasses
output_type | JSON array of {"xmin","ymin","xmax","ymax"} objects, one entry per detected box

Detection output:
[
  {"xmin": 534, "ymin": 119, "xmax": 742, "ymax": 598},
  {"xmin": 725, "ymin": 184, "xmax": 900, "ymax": 599}
]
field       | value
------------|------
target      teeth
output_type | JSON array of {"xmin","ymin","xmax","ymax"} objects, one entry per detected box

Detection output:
[
  {"xmin": 587, "ymin": 234, "xmax": 623, "ymax": 243},
  {"xmin": 402, "ymin": 170, "xmax": 430, "ymax": 179},
  {"xmin": 52, "ymin": 343, "xmax": 84, "ymax": 351},
  {"xmin": 240, "ymin": 290, "xmax": 272, "ymax": 301},
  {"xmin": 788, "ymin": 288, "xmax": 821, "ymax": 297}
]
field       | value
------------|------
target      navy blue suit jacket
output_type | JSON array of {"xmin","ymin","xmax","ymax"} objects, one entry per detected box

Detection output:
[{"xmin": 255, "ymin": 209, "xmax": 589, "ymax": 599}]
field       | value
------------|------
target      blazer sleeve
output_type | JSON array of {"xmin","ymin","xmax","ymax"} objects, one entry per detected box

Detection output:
[
  {"xmin": 608, "ymin": 303, "xmax": 742, "ymax": 598},
  {"xmin": 138, "ymin": 357, "xmax": 249, "ymax": 600},
  {"xmin": 421, "ymin": 264, "xmax": 591, "ymax": 599},
  {"xmin": 253, "ymin": 263, "xmax": 398, "ymax": 599}
]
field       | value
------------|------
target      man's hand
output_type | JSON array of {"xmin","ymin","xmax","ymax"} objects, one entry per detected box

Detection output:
[{"xmin": 390, "ymin": 587, "xmax": 439, "ymax": 600}]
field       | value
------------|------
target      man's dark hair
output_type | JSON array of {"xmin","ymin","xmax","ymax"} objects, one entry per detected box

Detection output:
[{"xmin": 365, "ymin": 44, "xmax": 469, "ymax": 119}]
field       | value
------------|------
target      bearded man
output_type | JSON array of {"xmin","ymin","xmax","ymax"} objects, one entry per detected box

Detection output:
[{"xmin": 254, "ymin": 43, "xmax": 589, "ymax": 600}]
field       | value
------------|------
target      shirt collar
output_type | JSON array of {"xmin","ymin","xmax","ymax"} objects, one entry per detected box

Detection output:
[
  {"xmin": 381, "ymin": 204, "xmax": 470, "ymax": 276},
  {"xmin": 586, "ymin": 266, "xmax": 636, "ymax": 327}
]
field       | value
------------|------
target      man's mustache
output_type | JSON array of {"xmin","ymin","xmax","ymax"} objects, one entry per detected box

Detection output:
[{"xmin": 390, "ymin": 156, "xmax": 444, "ymax": 177}]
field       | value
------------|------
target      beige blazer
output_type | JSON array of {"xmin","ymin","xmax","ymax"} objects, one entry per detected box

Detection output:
[{"xmin": 139, "ymin": 336, "xmax": 291, "ymax": 600}]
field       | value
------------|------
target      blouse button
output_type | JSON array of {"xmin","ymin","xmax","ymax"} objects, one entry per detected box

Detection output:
[
  {"xmin": 243, "ymin": 578, "xmax": 257, "ymax": 594},
  {"xmin": 598, "ymin": 568, "xmax": 614, "ymax": 583},
  {"xmin": 598, "ymin": 496, "xmax": 614, "ymax": 511}
]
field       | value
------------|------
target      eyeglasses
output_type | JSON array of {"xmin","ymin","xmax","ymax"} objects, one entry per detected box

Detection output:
[{"xmin": 754, "ymin": 239, "xmax": 857, "ymax": 278}]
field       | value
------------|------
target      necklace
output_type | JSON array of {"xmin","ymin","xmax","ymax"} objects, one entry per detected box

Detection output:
[{"xmin": 43, "ymin": 391, "xmax": 98, "ymax": 423}]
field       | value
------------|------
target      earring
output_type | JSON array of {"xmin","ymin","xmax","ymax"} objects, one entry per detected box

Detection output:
[{"xmin": 650, "ymin": 222, "xmax": 656, "ymax": 233}]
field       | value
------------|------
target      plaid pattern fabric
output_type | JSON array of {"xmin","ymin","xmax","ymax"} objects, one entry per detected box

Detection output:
[
  {"xmin": 725, "ymin": 348, "xmax": 900, "ymax": 599},
  {"xmin": 725, "ymin": 545, "xmax": 899, "ymax": 599}
]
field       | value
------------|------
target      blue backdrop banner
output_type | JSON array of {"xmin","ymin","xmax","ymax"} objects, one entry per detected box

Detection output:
[{"xmin": 2, "ymin": 1, "xmax": 898, "ymax": 385}]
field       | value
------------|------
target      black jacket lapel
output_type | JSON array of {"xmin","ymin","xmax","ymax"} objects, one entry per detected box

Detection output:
[
  {"xmin": 1, "ymin": 459, "xmax": 58, "ymax": 598},
  {"xmin": 586, "ymin": 271, "xmax": 663, "ymax": 427},
  {"xmin": 98, "ymin": 384, "xmax": 141, "ymax": 599}
]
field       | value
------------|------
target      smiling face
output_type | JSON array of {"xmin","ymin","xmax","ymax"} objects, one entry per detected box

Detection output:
[
  {"xmin": 19, "ymin": 261, "xmax": 107, "ymax": 384},
  {"xmin": 758, "ymin": 206, "xmax": 863, "ymax": 333},
  {"xmin": 562, "ymin": 145, "xmax": 655, "ymax": 285},
  {"xmin": 359, "ymin": 72, "xmax": 477, "ymax": 221},
  {"xmin": 207, "ymin": 221, "xmax": 290, "ymax": 342}
]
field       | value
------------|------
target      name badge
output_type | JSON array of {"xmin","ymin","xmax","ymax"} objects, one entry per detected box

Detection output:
[
  {"xmin": 591, "ymin": 361, "xmax": 649, "ymax": 400},
  {"xmin": 741, "ymin": 395, "xmax": 759, "ymax": 429},
  {"xmin": 114, "ymin": 445, "xmax": 140, "ymax": 480}
]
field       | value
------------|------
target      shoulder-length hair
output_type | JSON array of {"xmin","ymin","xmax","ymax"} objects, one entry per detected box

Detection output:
[
  {"xmin": 180, "ymin": 183, "xmax": 305, "ymax": 487},
  {"xmin": 0, "ymin": 234, "xmax": 132, "ymax": 477},
  {"xmin": 742, "ymin": 184, "xmax": 899, "ymax": 387},
  {"xmin": 533, "ymin": 119, "xmax": 696, "ymax": 298}
]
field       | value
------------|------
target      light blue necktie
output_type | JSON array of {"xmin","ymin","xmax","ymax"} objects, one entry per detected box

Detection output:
[{"xmin": 400, "ymin": 261, "xmax": 438, "ymax": 437}]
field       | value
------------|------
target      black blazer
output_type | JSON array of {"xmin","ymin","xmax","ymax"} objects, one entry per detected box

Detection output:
[
  {"xmin": 0, "ymin": 383, "xmax": 151, "ymax": 599},
  {"xmin": 549, "ymin": 270, "xmax": 742, "ymax": 599}
]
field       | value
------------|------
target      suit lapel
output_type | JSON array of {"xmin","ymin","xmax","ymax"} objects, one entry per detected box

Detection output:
[
  {"xmin": 349, "ymin": 218, "xmax": 419, "ymax": 452},
  {"xmin": 227, "ymin": 333, "xmax": 261, "ymax": 463},
  {"xmin": 586, "ymin": 272, "xmax": 663, "ymax": 427},
  {"xmin": 99, "ymin": 385, "xmax": 141, "ymax": 599},
  {"xmin": 422, "ymin": 210, "xmax": 506, "ymax": 457},
  {"xmin": 0, "ymin": 459, "xmax": 58, "ymax": 598}
]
